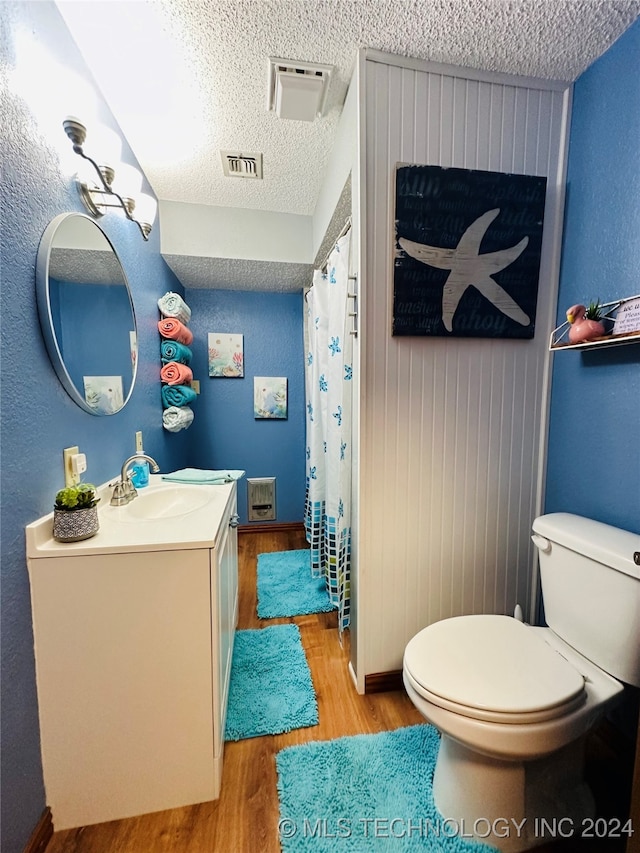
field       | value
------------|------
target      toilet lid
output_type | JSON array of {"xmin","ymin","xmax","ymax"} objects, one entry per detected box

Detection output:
[{"xmin": 404, "ymin": 615, "xmax": 585, "ymax": 716}]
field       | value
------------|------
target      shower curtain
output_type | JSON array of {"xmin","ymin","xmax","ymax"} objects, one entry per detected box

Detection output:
[{"xmin": 304, "ymin": 229, "xmax": 353, "ymax": 633}]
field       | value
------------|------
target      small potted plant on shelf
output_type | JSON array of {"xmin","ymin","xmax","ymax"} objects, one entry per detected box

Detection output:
[
  {"xmin": 53, "ymin": 483, "xmax": 100, "ymax": 542},
  {"xmin": 566, "ymin": 300, "xmax": 606, "ymax": 344}
]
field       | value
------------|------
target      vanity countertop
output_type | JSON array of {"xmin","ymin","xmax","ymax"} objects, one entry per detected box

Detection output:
[{"xmin": 26, "ymin": 475, "xmax": 235, "ymax": 558}]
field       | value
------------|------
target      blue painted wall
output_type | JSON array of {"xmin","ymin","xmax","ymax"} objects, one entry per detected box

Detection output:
[
  {"xmin": 545, "ymin": 20, "xmax": 640, "ymax": 534},
  {"xmin": 185, "ymin": 288, "xmax": 306, "ymax": 524},
  {"xmin": 1, "ymin": 4, "xmax": 189, "ymax": 851}
]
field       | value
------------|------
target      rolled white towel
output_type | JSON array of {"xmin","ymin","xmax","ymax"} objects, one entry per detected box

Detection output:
[
  {"xmin": 162, "ymin": 405, "xmax": 194, "ymax": 432},
  {"xmin": 158, "ymin": 291, "xmax": 191, "ymax": 325}
]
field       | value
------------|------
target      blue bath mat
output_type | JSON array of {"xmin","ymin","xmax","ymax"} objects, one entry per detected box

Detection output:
[
  {"xmin": 276, "ymin": 724, "xmax": 494, "ymax": 851},
  {"xmin": 257, "ymin": 549, "xmax": 336, "ymax": 618},
  {"xmin": 225, "ymin": 624, "xmax": 318, "ymax": 741}
]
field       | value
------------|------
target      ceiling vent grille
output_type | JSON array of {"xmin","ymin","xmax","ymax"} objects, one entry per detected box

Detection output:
[
  {"xmin": 220, "ymin": 151, "xmax": 263, "ymax": 179},
  {"xmin": 267, "ymin": 57, "xmax": 333, "ymax": 121}
]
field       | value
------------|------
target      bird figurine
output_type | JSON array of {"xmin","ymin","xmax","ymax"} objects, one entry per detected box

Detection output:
[{"xmin": 566, "ymin": 302, "xmax": 605, "ymax": 344}]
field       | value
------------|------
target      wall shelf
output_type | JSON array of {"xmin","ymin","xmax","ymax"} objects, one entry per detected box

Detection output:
[{"xmin": 549, "ymin": 295, "xmax": 640, "ymax": 352}]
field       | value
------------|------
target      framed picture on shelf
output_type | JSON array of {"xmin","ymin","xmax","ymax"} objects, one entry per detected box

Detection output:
[{"xmin": 613, "ymin": 296, "xmax": 640, "ymax": 335}]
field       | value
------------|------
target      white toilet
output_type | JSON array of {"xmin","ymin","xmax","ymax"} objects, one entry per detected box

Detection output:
[{"xmin": 403, "ymin": 512, "xmax": 640, "ymax": 852}]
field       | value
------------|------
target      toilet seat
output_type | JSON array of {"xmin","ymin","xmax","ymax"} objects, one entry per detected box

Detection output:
[
  {"xmin": 403, "ymin": 615, "xmax": 586, "ymax": 725},
  {"xmin": 403, "ymin": 667, "xmax": 587, "ymax": 724}
]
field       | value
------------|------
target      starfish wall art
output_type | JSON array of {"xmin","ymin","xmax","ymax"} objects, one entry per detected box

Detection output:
[{"xmin": 393, "ymin": 164, "xmax": 547, "ymax": 338}]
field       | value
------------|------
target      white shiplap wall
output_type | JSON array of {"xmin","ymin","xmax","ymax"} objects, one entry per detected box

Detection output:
[{"xmin": 353, "ymin": 51, "xmax": 572, "ymax": 686}]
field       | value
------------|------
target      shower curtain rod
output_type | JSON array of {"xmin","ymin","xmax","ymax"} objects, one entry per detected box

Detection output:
[{"xmin": 320, "ymin": 215, "xmax": 352, "ymax": 271}]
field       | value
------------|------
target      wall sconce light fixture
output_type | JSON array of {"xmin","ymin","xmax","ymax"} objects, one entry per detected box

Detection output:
[{"xmin": 63, "ymin": 116, "xmax": 157, "ymax": 240}]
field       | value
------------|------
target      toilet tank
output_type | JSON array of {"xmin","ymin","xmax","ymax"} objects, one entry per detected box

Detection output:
[{"xmin": 532, "ymin": 513, "xmax": 640, "ymax": 687}]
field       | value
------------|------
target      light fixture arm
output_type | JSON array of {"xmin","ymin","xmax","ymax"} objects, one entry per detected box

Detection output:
[{"xmin": 63, "ymin": 118, "xmax": 152, "ymax": 241}]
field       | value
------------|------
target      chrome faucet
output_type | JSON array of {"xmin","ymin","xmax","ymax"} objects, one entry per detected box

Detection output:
[{"xmin": 110, "ymin": 454, "xmax": 160, "ymax": 506}]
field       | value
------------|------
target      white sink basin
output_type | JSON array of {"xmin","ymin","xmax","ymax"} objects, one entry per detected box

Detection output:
[{"xmin": 123, "ymin": 486, "xmax": 212, "ymax": 520}]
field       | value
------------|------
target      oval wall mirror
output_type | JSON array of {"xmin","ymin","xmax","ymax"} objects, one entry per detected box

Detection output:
[{"xmin": 36, "ymin": 213, "xmax": 138, "ymax": 415}]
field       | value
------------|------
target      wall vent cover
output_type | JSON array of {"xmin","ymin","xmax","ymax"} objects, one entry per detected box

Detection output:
[
  {"xmin": 220, "ymin": 151, "xmax": 263, "ymax": 179},
  {"xmin": 247, "ymin": 477, "xmax": 276, "ymax": 522}
]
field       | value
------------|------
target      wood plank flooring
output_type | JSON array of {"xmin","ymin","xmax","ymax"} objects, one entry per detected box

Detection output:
[{"xmin": 46, "ymin": 529, "xmax": 634, "ymax": 853}]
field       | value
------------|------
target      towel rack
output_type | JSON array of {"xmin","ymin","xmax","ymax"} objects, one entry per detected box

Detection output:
[{"xmin": 158, "ymin": 292, "xmax": 195, "ymax": 432}]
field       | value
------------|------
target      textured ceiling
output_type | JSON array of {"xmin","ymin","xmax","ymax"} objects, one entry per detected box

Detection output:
[{"xmin": 58, "ymin": 0, "xmax": 639, "ymax": 220}]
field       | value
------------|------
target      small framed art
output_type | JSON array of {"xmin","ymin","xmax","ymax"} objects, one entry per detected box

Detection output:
[
  {"xmin": 208, "ymin": 333, "xmax": 244, "ymax": 377},
  {"xmin": 254, "ymin": 377, "xmax": 287, "ymax": 419}
]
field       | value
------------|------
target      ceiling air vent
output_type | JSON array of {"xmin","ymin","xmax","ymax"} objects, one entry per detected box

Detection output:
[
  {"xmin": 220, "ymin": 151, "xmax": 263, "ymax": 179},
  {"xmin": 267, "ymin": 57, "xmax": 333, "ymax": 121}
]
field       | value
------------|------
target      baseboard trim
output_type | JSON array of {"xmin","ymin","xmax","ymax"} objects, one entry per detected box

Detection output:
[
  {"xmin": 364, "ymin": 670, "xmax": 404, "ymax": 693},
  {"xmin": 238, "ymin": 521, "xmax": 305, "ymax": 534},
  {"xmin": 23, "ymin": 807, "xmax": 53, "ymax": 853}
]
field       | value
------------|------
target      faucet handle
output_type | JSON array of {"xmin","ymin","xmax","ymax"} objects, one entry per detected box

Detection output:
[
  {"xmin": 110, "ymin": 481, "xmax": 131, "ymax": 506},
  {"xmin": 123, "ymin": 470, "xmax": 137, "ymax": 499}
]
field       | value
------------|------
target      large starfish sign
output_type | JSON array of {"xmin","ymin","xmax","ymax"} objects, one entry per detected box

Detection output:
[{"xmin": 399, "ymin": 208, "xmax": 531, "ymax": 332}]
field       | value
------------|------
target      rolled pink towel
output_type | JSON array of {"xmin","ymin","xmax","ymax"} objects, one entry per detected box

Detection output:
[
  {"xmin": 158, "ymin": 317, "xmax": 193, "ymax": 345},
  {"xmin": 160, "ymin": 361, "xmax": 193, "ymax": 385}
]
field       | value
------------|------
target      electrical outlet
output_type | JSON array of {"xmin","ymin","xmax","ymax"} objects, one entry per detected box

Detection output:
[
  {"xmin": 63, "ymin": 446, "xmax": 80, "ymax": 487},
  {"xmin": 135, "ymin": 431, "xmax": 143, "ymax": 453}
]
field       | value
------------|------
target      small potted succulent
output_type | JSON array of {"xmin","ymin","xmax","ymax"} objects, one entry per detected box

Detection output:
[
  {"xmin": 566, "ymin": 300, "xmax": 606, "ymax": 344},
  {"xmin": 53, "ymin": 483, "xmax": 100, "ymax": 542}
]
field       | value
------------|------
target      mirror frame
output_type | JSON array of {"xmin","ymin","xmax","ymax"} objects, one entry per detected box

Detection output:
[{"xmin": 36, "ymin": 212, "xmax": 138, "ymax": 415}]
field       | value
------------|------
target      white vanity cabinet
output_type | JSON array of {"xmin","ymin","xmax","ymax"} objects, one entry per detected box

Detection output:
[{"xmin": 26, "ymin": 480, "xmax": 238, "ymax": 830}]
